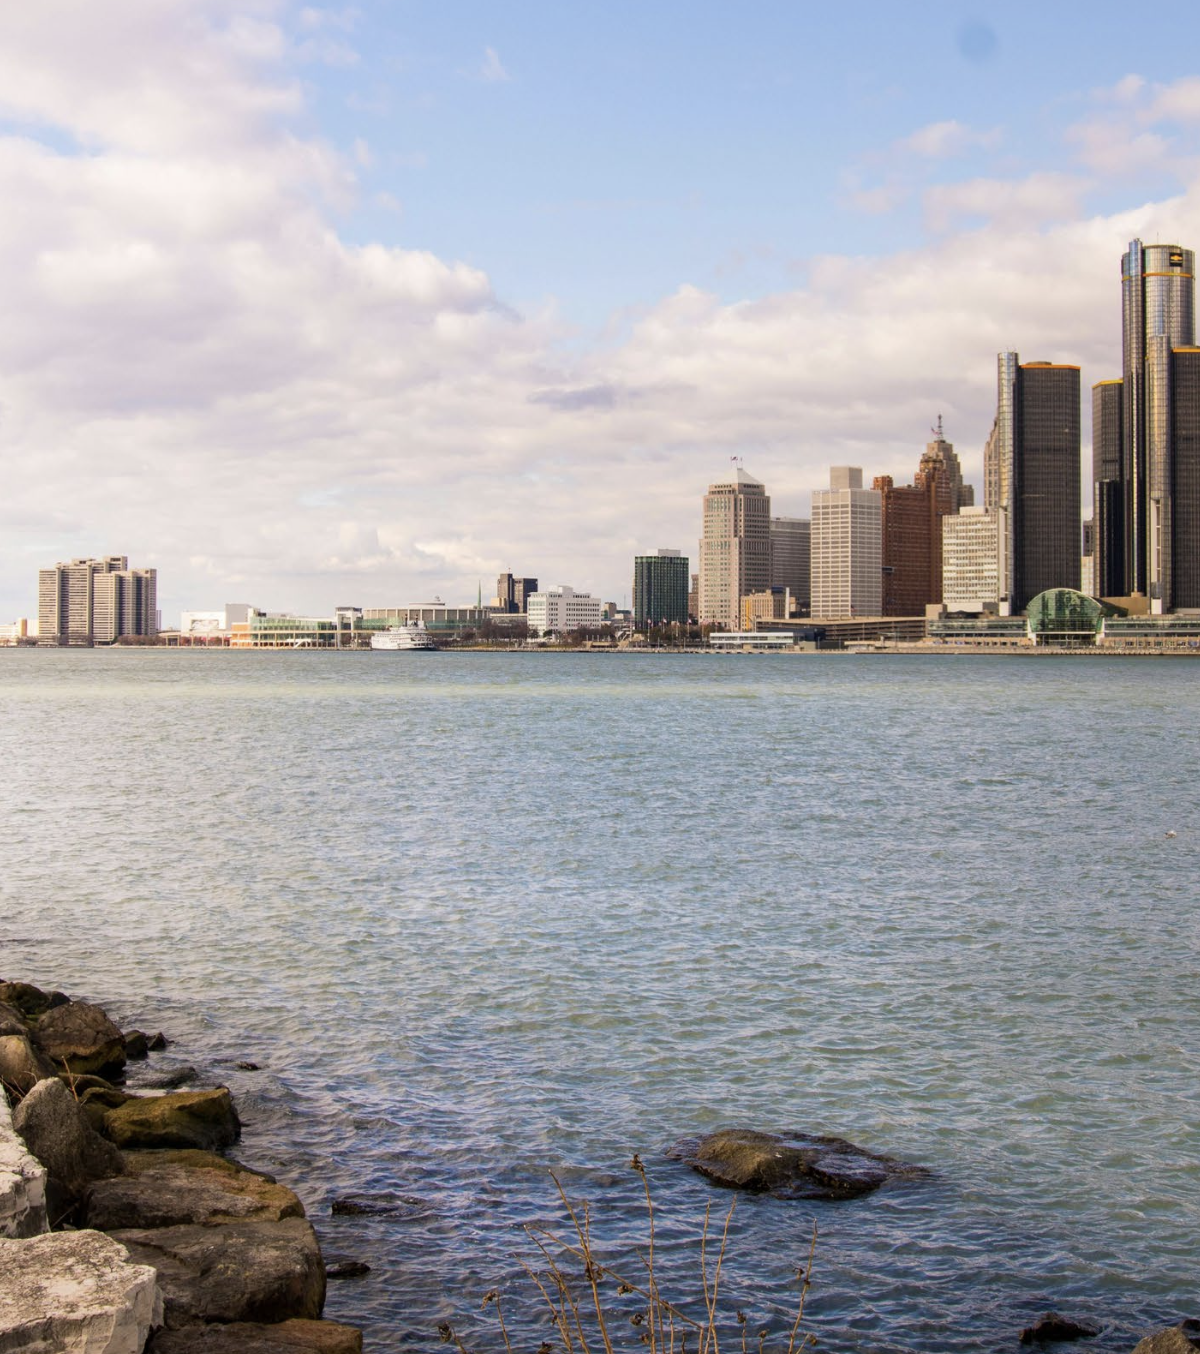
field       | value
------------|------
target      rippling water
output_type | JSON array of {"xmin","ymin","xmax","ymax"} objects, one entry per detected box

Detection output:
[{"xmin": 3, "ymin": 649, "xmax": 1199, "ymax": 1351}]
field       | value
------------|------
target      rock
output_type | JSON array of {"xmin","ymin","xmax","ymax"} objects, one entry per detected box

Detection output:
[
  {"xmin": 98, "ymin": 1088, "xmax": 241, "ymax": 1152},
  {"xmin": 66, "ymin": 1073, "xmax": 121, "ymax": 1097},
  {"xmin": 667, "ymin": 1128, "xmax": 927, "ymax": 1200},
  {"xmin": 1019, "ymin": 1312, "xmax": 1100, "ymax": 1343},
  {"xmin": 124, "ymin": 1031, "xmax": 150, "ymax": 1060},
  {"xmin": 330, "ymin": 1191, "xmax": 432, "ymax": 1218},
  {"xmin": 236, "ymin": 1061, "xmax": 261, "ymax": 1071},
  {"xmin": 12, "ymin": 1076, "xmax": 124, "ymax": 1212},
  {"xmin": 1, "ymin": 1094, "xmax": 48, "ymax": 1238},
  {"xmin": 1133, "ymin": 1321, "xmax": 1200, "ymax": 1353},
  {"xmin": 147, "ymin": 1318, "xmax": 362, "ymax": 1353},
  {"xmin": 0, "ymin": 1001, "xmax": 27, "ymax": 1037},
  {"xmin": 32, "ymin": 999, "xmax": 127, "ymax": 1077},
  {"xmin": 110, "ymin": 1217, "xmax": 326, "ymax": 1328},
  {"xmin": 139, "ymin": 1065, "xmax": 199, "ymax": 1090},
  {"xmin": 148, "ymin": 1033, "xmax": 171, "ymax": 1051},
  {"xmin": 324, "ymin": 1260, "xmax": 370, "ymax": 1280},
  {"xmin": 0, "ymin": 1229, "xmax": 162, "ymax": 1353},
  {"xmin": 0, "ymin": 1032, "xmax": 57, "ymax": 1095},
  {"xmin": 86, "ymin": 1149, "xmax": 305, "ymax": 1230},
  {"xmin": 0, "ymin": 981, "xmax": 68, "ymax": 1019}
]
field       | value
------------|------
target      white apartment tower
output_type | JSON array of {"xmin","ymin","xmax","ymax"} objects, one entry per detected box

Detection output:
[
  {"xmin": 698, "ymin": 468, "xmax": 771, "ymax": 627},
  {"xmin": 811, "ymin": 467, "xmax": 882, "ymax": 618}
]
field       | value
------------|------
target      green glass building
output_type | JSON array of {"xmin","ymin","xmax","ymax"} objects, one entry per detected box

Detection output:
[{"xmin": 633, "ymin": 549, "xmax": 689, "ymax": 627}]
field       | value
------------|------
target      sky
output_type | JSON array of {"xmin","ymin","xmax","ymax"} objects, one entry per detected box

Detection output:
[{"xmin": 4, "ymin": 1, "xmax": 1200, "ymax": 622}]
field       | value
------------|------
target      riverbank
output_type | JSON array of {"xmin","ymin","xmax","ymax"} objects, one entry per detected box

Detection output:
[{"xmin": 1, "ymin": 978, "xmax": 363, "ymax": 1353}]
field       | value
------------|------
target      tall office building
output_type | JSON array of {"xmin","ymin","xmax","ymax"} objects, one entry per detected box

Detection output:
[
  {"xmin": 942, "ymin": 508, "xmax": 1000, "ymax": 612},
  {"xmin": 697, "ymin": 468, "xmax": 771, "ymax": 627},
  {"xmin": 633, "ymin": 549, "xmax": 689, "ymax": 627},
  {"xmin": 986, "ymin": 355, "xmax": 1080, "ymax": 612},
  {"xmin": 1093, "ymin": 240, "xmax": 1197, "ymax": 610},
  {"xmin": 495, "ymin": 573, "xmax": 538, "ymax": 614},
  {"xmin": 769, "ymin": 517, "xmax": 811, "ymax": 614},
  {"xmin": 38, "ymin": 556, "xmax": 157, "ymax": 645},
  {"xmin": 811, "ymin": 467, "xmax": 882, "ymax": 618}
]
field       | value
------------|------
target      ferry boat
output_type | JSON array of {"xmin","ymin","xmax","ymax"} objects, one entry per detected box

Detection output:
[{"xmin": 370, "ymin": 621, "xmax": 439, "ymax": 652}]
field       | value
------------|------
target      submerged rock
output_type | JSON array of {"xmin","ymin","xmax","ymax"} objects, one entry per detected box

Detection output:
[
  {"xmin": 138, "ymin": 1065, "xmax": 199, "ymax": 1090},
  {"xmin": 111, "ymin": 1217, "xmax": 326, "ymax": 1328},
  {"xmin": 324, "ymin": 1260, "xmax": 370, "ymax": 1280},
  {"xmin": 667, "ymin": 1128, "xmax": 926, "ymax": 1200},
  {"xmin": 86, "ymin": 1149, "xmax": 305, "ymax": 1230},
  {"xmin": 330, "ymin": 1191, "xmax": 432, "ymax": 1219},
  {"xmin": 97, "ymin": 1088, "xmax": 241, "ymax": 1152},
  {"xmin": 1019, "ymin": 1312, "xmax": 1100, "ymax": 1344},
  {"xmin": 32, "ymin": 1000, "xmax": 127, "ymax": 1078},
  {"xmin": 1133, "ymin": 1322, "xmax": 1200, "ymax": 1353},
  {"xmin": 147, "ymin": 1318, "xmax": 362, "ymax": 1353}
]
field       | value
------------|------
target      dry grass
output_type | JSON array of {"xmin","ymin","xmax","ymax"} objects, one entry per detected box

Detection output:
[{"xmin": 441, "ymin": 1154, "xmax": 818, "ymax": 1353}]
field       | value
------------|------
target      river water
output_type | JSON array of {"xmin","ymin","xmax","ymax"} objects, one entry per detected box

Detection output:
[{"xmin": 2, "ymin": 649, "xmax": 1198, "ymax": 1351}]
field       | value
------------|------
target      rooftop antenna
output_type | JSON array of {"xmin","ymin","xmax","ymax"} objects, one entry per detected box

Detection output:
[{"xmin": 932, "ymin": 413, "xmax": 944, "ymax": 439}]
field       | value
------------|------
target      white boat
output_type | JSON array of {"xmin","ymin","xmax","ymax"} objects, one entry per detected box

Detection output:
[{"xmin": 370, "ymin": 621, "xmax": 439, "ymax": 651}]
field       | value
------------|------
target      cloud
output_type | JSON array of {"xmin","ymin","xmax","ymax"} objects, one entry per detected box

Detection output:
[
  {"xmin": 2, "ymin": 4, "xmax": 1199, "ymax": 622},
  {"xmin": 478, "ymin": 46, "xmax": 510, "ymax": 84},
  {"xmin": 898, "ymin": 120, "xmax": 1001, "ymax": 159}
]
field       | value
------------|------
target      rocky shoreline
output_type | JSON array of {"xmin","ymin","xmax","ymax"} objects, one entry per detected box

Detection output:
[{"xmin": 1, "ymin": 978, "xmax": 362, "ymax": 1353}]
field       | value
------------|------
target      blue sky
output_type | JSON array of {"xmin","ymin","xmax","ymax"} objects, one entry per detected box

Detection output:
[{"xmin": 2, "ymin": 1, "xmax": 1200, "ymax": 619}]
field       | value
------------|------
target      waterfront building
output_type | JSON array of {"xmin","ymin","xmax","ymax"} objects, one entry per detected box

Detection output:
[
  {"xmin": 811, "ymin": 467, "xmax": 882, "ymax": 618},
  {"xmin": 985, "ymin": 355, "xmax": 1080, "ymax": 612},
  {"xmin": 37, "ymin": 556, "xmax": 157, "ymax": 645},
  {"xmin": 633, "ymin": 549, "xmax": 689, "ymax": 627},
  {"xmin": 769, "ymin": 517, "xmax": 811, "ymax": 614},
  {"xmin": 941, "ymin": 507, "xmax": 1000, "ymax": 613},
  {"xmin": 495, "ymin": 573, "xmax": 538, "ymax": 614},
  {"xmin": 1093, "ymin": 240, "xmax": 1199, "ymax": 611},
  {"xmin": 526, "ymin": 585, "xmax": 602, "ymax": 635},
  {"xmin": 697, "ymin": 468, "xmax": 771, "ymax": 628},
  {"xmin": 741, "ymin": 587, "xmax": 788, "ymax": 628}
]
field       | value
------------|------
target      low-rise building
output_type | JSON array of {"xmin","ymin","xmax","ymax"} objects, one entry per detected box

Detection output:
[{"xmin": 527, "ymin": 585, "xmax": 602, "ymax": 635}]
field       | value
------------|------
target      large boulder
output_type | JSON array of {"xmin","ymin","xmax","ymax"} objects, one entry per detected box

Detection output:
[
  {"xmin": 86, "ymin": 1150, "xmax": 305, "ymax": 1230},
  {"xmin": 668, "ymin": 1128, "xmax": 927, "ymax": 1200},
  {"xmin": 0, "ymin": 1033, "xmax": 56, "ymax": 1095},
  {"xmin": 0, "ymin": 981, "xmax": 68, "ymax": 1020},
  {"xmin": 1133, "ymin": 1322, "xmax": 1200, "ymax": 1353},
  {"xmin": 12, "ymin": 1076, "xmax": 124, "ymax": 1216},
  {"xmin": 0, "ymin": 1001, "xmax": 27, "ymax": 1037},
  {"xmin": 98, "ymin": 1089, "xmax": 240, "ymax": 1152},
  {"xmin": 32, "ymin": 1000, "xmax": 127, "ymax": 1078},
  {"xmin": 0, "ymin": 1229, "xmax": 162, "ymax": 1353},
  {"xmin": 110, "ymin": 1217, "xmax": 325, "ymax": 1328},
  {"xmin": 1, "ymin": 1094, "xmax": 48, "ymax": 1238},
  {"xmin": 147, "ymin": 1319, "xmax": 362, "ymax": 1353}
]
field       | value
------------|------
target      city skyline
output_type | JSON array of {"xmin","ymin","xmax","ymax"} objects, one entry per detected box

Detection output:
[{"xmin": 4, "ymin": 5, "xmax": 1200, "ymax": 621}]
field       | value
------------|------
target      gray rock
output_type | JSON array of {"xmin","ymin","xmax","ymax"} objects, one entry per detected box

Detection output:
[
  {"xmin": 0, "ymin": 1229, "xmax": 162, "ymax": 1353},
  {"xmin": 147, "ymin": 1318, "xmax": 362, "ymax": 1353},
  {"xmin": 32, "ymin": 1000, "xmax": 127, "ymax": 1078},
  {"xmin": 0, "ymin": 1032, "xmax": 56, "ymax": 1096},
  {"xmin": 1, "ymin": 1094, "xmax": 48, "ymax": 1238},
  {"xmin": 0, "ymin": 1001, "xmax": 27, "ymax": 1037},
  {"xmin": 111, "ymin": 1217, "xmax": 325, "ymax": 1328},
  {"xmin": 86, "ymin": 1149, "xmax": 305, "ymax": 1230},
  {"xmin": 12, "ymin": 1075, "xmax": 125, "ymax": 1205},
  {"xmin": 97, "ymin": 1088, "xmax": 240, "ymax": 1152},
  {"xmin": 123, "ymin": 1031, "xmax": 150, "ymax": 1060},
  {"xmin": 1133, "ymin": 1321, "xmax": 1200, "ymax": 1353},
  {"xmin": 0, "ymin": 982, "xmax": 68, "ymax": 1019},
  {"xmin": 139, "ymin": 1065, "xmax": 199, "ymax": 1090},
  {"xmin": 667, "ymin": 1127, "xmax": 928, "ymax": 1200}
]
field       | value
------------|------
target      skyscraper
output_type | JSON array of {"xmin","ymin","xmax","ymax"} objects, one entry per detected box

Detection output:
[
  {"xmin": 495, "ymin": 573, "xmax": 538, "ymax": 614},
  {"xmin": 633, "ymin": 549, "xmax": 689, "ymax": 627},
  {"xmin": 1093, "ymin": 240, "xmax": 1197, "ymax": 610},
  {"xmin": 986, "ymin": 355, "xmax": 1080, "ymax": 612},
  {"xmin": 769, "ymin": 517, "xmax": 811, "ymax": 613},
  {"xmin": 697, "ymin": 468, "xmax": 770, "ymax": 627},
  {"xmin": 811, "ymin": 467, "xmax": 882, "ymax": 618},
  {"xmin": 37, "ymin": 556, "xmax": 157, "ymax": 645}
]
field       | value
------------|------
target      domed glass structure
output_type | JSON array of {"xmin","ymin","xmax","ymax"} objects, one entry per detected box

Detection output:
[{"xmin": 1025, "ymin": 589, "xmax": 1126, "ymax": 647}]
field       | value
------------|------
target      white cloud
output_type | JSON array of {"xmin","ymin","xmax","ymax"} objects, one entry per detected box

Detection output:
[
  {"xmin": 478, "ymin": 47, "xmax": 510, "ymax": 84},
  {"xmin": 1, "ymin": 5, "xmax": 1198, "ymax": 620},
  {"xmin": 898, "ymin": 120, "xmax": 1001, "ymax": 159}
]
